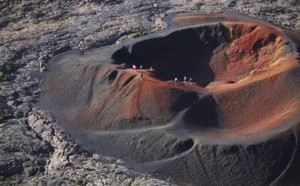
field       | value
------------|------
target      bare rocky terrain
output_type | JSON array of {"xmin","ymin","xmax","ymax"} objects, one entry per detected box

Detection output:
[{"xmin": 1, "ymin": 0, "xmax": 300, "ymax": 185}]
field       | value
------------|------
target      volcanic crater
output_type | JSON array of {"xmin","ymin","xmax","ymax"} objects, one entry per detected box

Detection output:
[{"xmin": 38, "ymin": 13, "xmax": 300, "ymax": 185}]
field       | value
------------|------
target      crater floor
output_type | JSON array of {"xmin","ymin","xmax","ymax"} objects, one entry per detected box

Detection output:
[{"xmin": 38, "ymin": 13, "xmax": 300, "ymax": 185}]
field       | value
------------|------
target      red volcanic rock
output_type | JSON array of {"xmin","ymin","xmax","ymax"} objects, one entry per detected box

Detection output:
[{"xmin": 109, "ymin": 15, "xmax": 300, "ymax": 135}]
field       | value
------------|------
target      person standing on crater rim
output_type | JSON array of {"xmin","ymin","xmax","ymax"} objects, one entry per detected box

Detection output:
[
  {"xmin": 133, "ymin": 64, "xmax": 137, "ymax": 72},
  {"xmin": 141, "ymin": 73, "xmax": 144, "ymax": 80},
  {"xmin": 189, "ymin": 77, "xmax": 192, "ymax": 85},
  {"xmin": 175, "ymin": 77, "xmax": 178, "ymax": 85},
  {"xmin": 184, "ymin": 76, "xmax": 187, "ymax": 83}
]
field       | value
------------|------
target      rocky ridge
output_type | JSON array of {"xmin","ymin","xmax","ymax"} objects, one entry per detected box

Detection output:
[{"xmin": 0, "ymin": 0, "xmax": 300, "ymax": 185}]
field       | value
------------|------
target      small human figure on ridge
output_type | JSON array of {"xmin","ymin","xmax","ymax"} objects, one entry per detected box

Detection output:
[
  {"xmin": 133, "ymin": 64, "xmax": 137, "ymax": 72},
  {"xmin": 184, "ymin": 76, "xmax": 187, "ymax": 83},
  {"xmin": 175, "ymin": 77, "xmax": 178, "ymax": 85},
  {"xmin": 141, "ymin": 73, "xmax": 144, "ymax": 80}
]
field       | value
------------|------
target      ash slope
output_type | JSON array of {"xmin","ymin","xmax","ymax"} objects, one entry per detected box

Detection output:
[{"xmin": 38, "ymin": 13, "xmax": 300, "ymax": 185}]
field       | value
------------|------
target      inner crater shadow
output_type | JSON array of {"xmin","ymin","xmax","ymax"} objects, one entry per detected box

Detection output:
[
  {"xmin": 112, "ymin": 23, "xmax": 231, "ymax": 86},
  {"xmin": 183, "ymin": 94, "xmax": 220, "ymax": 129}
]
